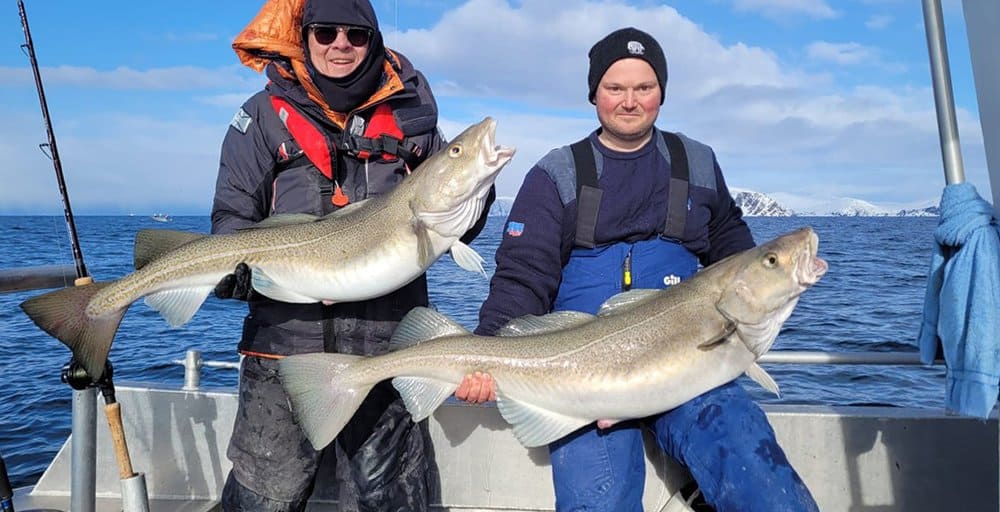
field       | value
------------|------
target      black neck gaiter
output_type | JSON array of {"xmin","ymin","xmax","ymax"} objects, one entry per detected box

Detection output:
[
  {"xmin": 309, "ymin": 39, "xmax": 385, "ymax": 113},
  {"xmin": 301, "ymin": 0, "xmax": 387, "ymax": 113}
]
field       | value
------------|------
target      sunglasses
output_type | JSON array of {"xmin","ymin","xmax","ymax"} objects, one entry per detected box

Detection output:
[{"xmin": 309, "ymin": 24, "xmax": 373, "ymax": 47}]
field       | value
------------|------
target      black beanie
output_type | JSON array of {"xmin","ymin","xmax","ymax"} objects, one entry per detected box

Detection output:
[{"xmin": 587, "ymin": 27, "xmax": 667, "ymax": 105}]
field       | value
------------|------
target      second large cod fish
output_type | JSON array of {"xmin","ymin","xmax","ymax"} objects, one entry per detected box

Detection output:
[
  {"xmin": 21, "ymin": 118, "xmax": 515, "ymax": 380},
  {"xmin": 280, "ymin": 227, "xmax": 828, "ymax": 449}
]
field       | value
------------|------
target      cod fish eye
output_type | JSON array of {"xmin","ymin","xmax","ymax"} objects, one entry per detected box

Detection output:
[
  {"xmin": 764, "ymin": 253, "xmax": 778, "ymax": 267},
  {"xmin": 449, "ymin": 145, "xmax": 463, "ymax": 157}
]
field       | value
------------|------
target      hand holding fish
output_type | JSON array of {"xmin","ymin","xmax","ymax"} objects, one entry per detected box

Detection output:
[{"xmin": 455, "ymin": 372, "xmax": 496, "ymax": 404}]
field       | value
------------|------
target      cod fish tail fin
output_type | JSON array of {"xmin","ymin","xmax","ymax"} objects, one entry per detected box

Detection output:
[
  {"xmin": 279, "ymin": 353, "xmax": 371, "ymax": 450},
  {"xmin": 449, "ymin": 241, "xmax": 486, "ymax": 277},
  {"xmin": 393, "ymin": 377, "xmax": 456, "ymax": 422},
  {"xmin": 20, "ymin": 281, "xmax": 123, "ymax": 380}
]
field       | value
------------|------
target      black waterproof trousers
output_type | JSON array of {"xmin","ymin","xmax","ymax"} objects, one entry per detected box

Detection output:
[{"xmin": 221, "ymin": 357, "xmax": 435, "ymax": 512}]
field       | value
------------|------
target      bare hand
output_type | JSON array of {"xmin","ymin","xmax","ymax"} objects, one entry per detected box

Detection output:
[{"xmin": 454, "ymin": 371, "xmax": 496, "ymax": 404}]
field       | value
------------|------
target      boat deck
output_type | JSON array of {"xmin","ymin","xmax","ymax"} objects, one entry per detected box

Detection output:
[{"xmin": 12, "ymin": 382, "xmax": 998, "ymax": 512}]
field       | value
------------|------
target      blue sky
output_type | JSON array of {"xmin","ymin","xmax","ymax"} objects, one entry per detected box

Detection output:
[{"xmin": 0, "ymin": 0, "xmax": 992, "ymax": 215}]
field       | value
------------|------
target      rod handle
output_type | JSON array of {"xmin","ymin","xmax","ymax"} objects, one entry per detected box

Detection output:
[{"xmin": 104, "ymin": 402, "xmax": 135, "ymax": 479}]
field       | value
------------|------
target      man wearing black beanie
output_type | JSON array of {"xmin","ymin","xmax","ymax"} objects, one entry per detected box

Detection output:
[{"xmin": 464, "ymin": 27, "xmax": 819, "ymax": 512}]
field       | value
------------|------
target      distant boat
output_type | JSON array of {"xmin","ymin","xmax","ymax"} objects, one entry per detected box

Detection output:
[{"xmin": 151, "ymin": 213, "xmax": 171, "ymax": 222}]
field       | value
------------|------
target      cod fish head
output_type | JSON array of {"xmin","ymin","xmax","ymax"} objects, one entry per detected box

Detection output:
[
  {"xmin": 716, "ymin": 227, "xmax": 828, "ymax": 357},
  {"xmin": 411, "ymin": 117, "xmax": 515, "ymax": 238}
]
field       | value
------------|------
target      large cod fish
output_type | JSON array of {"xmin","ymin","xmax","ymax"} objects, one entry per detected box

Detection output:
[
  {"xmin": 280, "ymin": 227, "xmax": 828, "ymax": 449},
  {"xmin": 21, "ymin": 118, "xmax": 515, "ymax": 380}
]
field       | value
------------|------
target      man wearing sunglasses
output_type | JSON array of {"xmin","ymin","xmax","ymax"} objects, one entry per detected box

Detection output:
[{"xmin": 211, "ymin": 0, "xmax": 491, "ymax": 510}]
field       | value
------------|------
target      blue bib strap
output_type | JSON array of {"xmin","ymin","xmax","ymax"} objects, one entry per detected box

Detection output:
[{"xmin": 555, "ymin": 238, "xmax": 698, "ymax": 314}]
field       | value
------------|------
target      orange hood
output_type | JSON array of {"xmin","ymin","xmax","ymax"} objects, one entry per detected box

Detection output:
[{"xmin": 232, "ymin": 0, "xmax": 405, "ymax": 128}]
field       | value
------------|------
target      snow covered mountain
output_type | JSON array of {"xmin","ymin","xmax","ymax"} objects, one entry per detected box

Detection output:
[
  {"xmin": 732, "ymin": 189, "xmax": 794, "ymax": 217},
  {"xmin": 489, "ymin": 189, "xmax": 939, "ymax": 218},
  {"xmin": 761, "ymin": 191, "xmax": 940, "ymax": 217}
]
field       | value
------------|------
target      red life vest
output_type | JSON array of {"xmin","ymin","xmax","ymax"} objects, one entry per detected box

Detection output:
[{"xmin": 269, "ymin": 95, "xmax": 423, "ymax": 206}]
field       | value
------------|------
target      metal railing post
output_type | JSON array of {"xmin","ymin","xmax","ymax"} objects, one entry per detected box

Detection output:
[
  {"xmin": 182, "ymin": 350, "xmax": 202, "ymax": 391},
  {"xmin": 922, "ymin": 0, "xmax": 966, "ymax": 186},
  {"xmin": 70, "ymin": 387, "xmax": 97, "ymax": 512}
]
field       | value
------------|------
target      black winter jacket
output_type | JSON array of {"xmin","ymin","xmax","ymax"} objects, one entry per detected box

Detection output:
[{"xmin": 211, "ymin": 51, "xmax": 475, "ymax": 357}]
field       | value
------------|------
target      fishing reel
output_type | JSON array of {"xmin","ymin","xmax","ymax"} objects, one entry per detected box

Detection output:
[{"xmin": 60, "ymin": 359, "xmax": 116, "ymax": 403}]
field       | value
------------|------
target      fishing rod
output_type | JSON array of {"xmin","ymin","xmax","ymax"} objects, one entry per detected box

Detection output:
[
  {"xmin": 17, "ymin": 0, "xmax": 89, "ymax": 281},
  {"xmin": 16, "ymin": 4, "xmax": 149, "ymax": 511}
]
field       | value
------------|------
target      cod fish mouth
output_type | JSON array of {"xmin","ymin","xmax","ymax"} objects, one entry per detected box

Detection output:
[
  {"xmin": 481, "ymin": 119, "xmax": 515, "ymax": 166},
  {"xmin": 797, "ymin": 248, "xmax": 828, "ymax": 286}
]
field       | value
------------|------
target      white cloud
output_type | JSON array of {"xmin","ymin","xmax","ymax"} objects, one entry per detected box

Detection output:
[
  {"xmin": 0, "ymin": 0, "xmax": 991, "ymax": 214},
  {"xmin": 806, "ymin": 41, "xmax": 878, "ymax": 65},
  {"xmin": 0, "ymin": 65, "xmax": 259, "ymax": 91},
  {"xmin": 866, "ymin": 14, "xmax": 894, "ymax": 30},
  {"xmin": 0, "ymin": 109, "xmax": 225, "ymax": 215}
]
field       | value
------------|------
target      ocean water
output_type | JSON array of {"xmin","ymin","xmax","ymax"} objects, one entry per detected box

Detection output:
[{"xmin": 0, "ymin": 214, "xmax": 946, "ymax": 488}]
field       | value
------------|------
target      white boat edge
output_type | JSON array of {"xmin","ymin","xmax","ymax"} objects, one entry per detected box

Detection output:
[{"xmin": 11, "ymin": 374, "xmax": 999, "ymax": 512}]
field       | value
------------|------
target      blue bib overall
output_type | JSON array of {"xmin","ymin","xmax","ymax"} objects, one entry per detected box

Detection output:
[{"xmin": 549, "ymin": 238, "xmax": 818, "ymax": 512}]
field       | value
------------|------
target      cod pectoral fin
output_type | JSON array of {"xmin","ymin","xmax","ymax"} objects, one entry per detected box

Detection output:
[
  {"xmin": 393, "ymin": 377, "xmax": 456, "ymax": 422},
  {"xmin": 250, "ymin": 267, "xmax": 318, "ymax": 303},
  {"xmin": 144, "ymin": 285, "xmax": 215, "ymax": 327},
  {"xmin": 450, "ymin": 241, "xmax": 486, "ymax": 277},
  {"xmin": 697, "ymin": 320, "xmax": 737, "ymax": 351},
  {"xmin": 746, "ymin": 363, "xmax": 780, "ymax": 397},
  {"xmin": 495, "ymin": 395, "xmax": 591, "ymax": 448},
  {"xmin": 413, "ymin": 219, "xmax": 436, "ymax": 269}
]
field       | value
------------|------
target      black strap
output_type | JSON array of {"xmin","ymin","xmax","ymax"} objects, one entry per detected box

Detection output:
[
  {"xmin": 661, "ymin": 131, "xmax": 689, "ymax": 240},
  {"xmin": 571, "ymin": 138, "xmax": 602, "ymax": 248},
  {"xmin": 571, "ymin": 131, "xmax": 690, "ymax": 248},
  {"xmin": 340, "ymin": 134, "xmax": 426, "ymax": 170}
]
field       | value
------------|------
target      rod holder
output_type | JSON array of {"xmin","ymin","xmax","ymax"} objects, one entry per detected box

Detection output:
[{"xmin": 119, "ymin": 473, "xmax": 150, "ymax": 512}]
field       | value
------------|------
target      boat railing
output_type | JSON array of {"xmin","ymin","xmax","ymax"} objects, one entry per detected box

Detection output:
[
  {"xmin": 169, "ymin": 349, "xmax": 941, "ymax": 393},
  {"xmin": 0, "ymin": 264, "xmax": 77, "ymax": 293}
]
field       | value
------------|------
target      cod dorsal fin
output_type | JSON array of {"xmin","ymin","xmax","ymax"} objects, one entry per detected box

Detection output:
[
  {"xmin": 389, "ymin": 307, "xmax": 470, "ymax": 351},
  {"xmin": 597, "ymin": 289, "xmax": 660, "ymax": 317},
  {"xmin": 241, "ymin": 213, "xmax": 322, "ymax": 230},
  {"xmin": 323, "ymin": 198, "xmax": 371, "ymax": 218},
  {"xmin": 496, "ymin": 311, "xmax": 595, "ymax": 337},
  {"xmin": 134, "ymin": 229, "xmax": 205, "ymax": 270}
]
